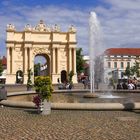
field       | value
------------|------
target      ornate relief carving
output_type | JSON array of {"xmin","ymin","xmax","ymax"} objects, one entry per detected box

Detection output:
[
  {"xmin": 24, "ymin": 24, "xmax": 32, "ymax": 31},
  {"xmin": 15, "ymin": 48, "xmax": 23, "ymax": 60},
  {"xmin": 33, "ymin": 47, "xmax": 50, "ymax": 55},
  {"xmin": 33, "ymin": 20, "xmax": 51, "ymax": 32},
  {"xmin": 60, "ymin": 49, "xmax": 66, "ymax": 59},
  {"xmin": 7, "ymin": 24, "xmax": 16, "ymax": 31},
  {"xmin": 59, "ymin": 49, "xmax": 67, "ymax": 69},
  {"xmin": 16, "ymin": 62, "xmax": 22, "ymax": 70},
  {"xmin": 52, "ymin": 24, "xmax": 60, "ymax": 32},
  {"xmin": 68, "ymin": 25, "xmax": 76, "ymax": 32}
]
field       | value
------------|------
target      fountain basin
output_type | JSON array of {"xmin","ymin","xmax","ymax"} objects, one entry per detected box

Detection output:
[
  {"xmin": 1, "ymin": 100, "xmax": 140, "ymax": 110},
  {"xmin": 0, "ymin": 90, "xmax": 140, "ymax": 110}
]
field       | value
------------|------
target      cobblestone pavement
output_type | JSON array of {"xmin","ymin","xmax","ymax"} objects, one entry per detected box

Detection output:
[{"xmin": 0, "ymin": 107, "xmax": 140, "ymax": 140}]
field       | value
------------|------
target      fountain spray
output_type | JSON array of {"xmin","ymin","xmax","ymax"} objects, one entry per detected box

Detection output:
[{"xmin": 89, "ymin": 12, "xmax": 102, "ymax": 93}]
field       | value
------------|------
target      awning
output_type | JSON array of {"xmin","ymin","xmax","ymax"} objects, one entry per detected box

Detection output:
[{"xmin": 0, "ymin": 75, "xmax": 6, "ymax": 79}]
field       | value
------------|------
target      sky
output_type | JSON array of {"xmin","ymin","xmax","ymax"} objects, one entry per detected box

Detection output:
[{"xmin": 0, "ymin": 0, "xmax": 140, "ymax": 57}]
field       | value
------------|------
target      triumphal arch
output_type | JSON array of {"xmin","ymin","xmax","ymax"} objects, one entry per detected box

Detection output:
[{"xmin": 6, "ymin": 20, "xmax": 77, "ymax": 84}]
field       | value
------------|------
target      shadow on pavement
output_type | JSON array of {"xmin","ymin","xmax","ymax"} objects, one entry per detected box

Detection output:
[{"xmin": 23, "ymin": 109, "xmax": 39, "ymax": 114}]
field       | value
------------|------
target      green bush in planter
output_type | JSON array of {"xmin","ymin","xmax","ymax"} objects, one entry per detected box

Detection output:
[{"xmin": 34, "ymin": 76, "xmax": 53, "ymax": 101}]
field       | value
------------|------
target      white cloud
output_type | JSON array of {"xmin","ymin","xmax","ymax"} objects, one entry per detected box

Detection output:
[
  {"xmin": 0, "ymin": 4, "xmax": 90, "ymax": 56},
  {"xmin": 105, "ymin": 0, "xmax": 140, "ymax": 10},
  {"xmin": 0, "ymin": 0, "xmax": 140, "ymax": 57},
  {"xmin": 95, "ymin": 0, "xmax": 140, "ymax": 50}
]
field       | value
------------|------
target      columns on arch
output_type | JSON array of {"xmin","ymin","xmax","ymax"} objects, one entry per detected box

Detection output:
[
  {"xmin": 6, "ymin": 47, "xmax": 10, "ymax": 74},
  {"xmin": 24, "ymin": 47, "xmax": 28, "ymax": 74},
  {"xmin": 52, "ymin": 47, "xmax": 59, "ymax": 74},
  {"xmin": 52, "ymin": 47, "xmax": 56, "ymax": 74},
  {"xmin": 29, "ymin": 47, "xmax": 33, "ymax": 70},
  {"xmin": 69, "ymin": 48, "xmax": 72, "ymax": 72},
  {"xmin": 69, "ymin": 47, "xmax": 76, "ymax": 73},
  {"xmin": 6, "ymin": 46, "xmax": 15, "ymax": 74},
  {"xmin": 73, "ymin": 48, "xmax": 76, "ymax": 73},
  {"xmin": 11, "ymin": 47, "xmax": 15, "ymax": 73}
]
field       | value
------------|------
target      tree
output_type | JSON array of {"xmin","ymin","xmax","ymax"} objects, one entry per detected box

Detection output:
[
  {"xmin": 0, "ymin": 59, "xmax": 3, "ymax": 76},
  {"xmin": 124, "ymin": 65, "xmax": 132, "ymax": 78},
  {"xmin": 131, "ymin": 61, "xmax": 140, "ymax": 77},
  {"xmin": 124, "ymin": 61, "xmax": 140, "ymax": 78},
  {"xmin": 76, "ymin": 48, "xmax": 85, "ymax": 74},
  {"xmin": 68, "ymin": 70, "xmax": 74, "ymax": 83},
  {"xmin": 34, "ymin": 63, "xmax": 41, "ymax": 76}
]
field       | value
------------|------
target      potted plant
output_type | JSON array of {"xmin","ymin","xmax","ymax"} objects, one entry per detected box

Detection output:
[
  {"xmin": 34, "ymin": 76, "xmax": 53, "ymax": 115},
  {"xmin": 27, "ymin": 69, "xmax": 33, "ymax": 91}
]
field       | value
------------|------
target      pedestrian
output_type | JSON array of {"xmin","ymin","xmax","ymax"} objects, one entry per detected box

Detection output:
[
  {"xmin": 117, "ymin": 82, "xmax": 122, "ymax": 90},
  {"xmin": 122, "ymin": 82, "xmax": 128, "ymax": 89},
  {"xmin": 83, "ymin": 78, "xmax": 88, "ymax": 89},
  {"xmin": 57, "ymin": 78, "xmax": 60, "ymax": 84},
  {"xmin": 128, "ymin": 81, "xmax": 135, "ymax": 90}
]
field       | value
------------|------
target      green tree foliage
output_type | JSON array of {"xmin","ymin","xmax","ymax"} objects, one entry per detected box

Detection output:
[
  {"xmin": 124, "ymin": 61, "xmax": 140, "ymax": 78},
  {"xmin": 34, "ymin": 63, "xmax": 41, "ymax": 76},
  {"xmin": 131, "ymin": 61, "xmax": 140, "ymax": 77},
  {"xmin": 76, "ymin": 48, "xmax": 85, "ymax": 74},
  {"xmin": 68, "ymin": 70, "xmax": 74, "ymax": 83},
  {"xmin": 0, "ymin": 59, "xmax": 3, "ymax": 76},
  {"xmin": 34, "ymin": 76, "xmax": 53, "ymax": 101},
  {"xmin": 124, "ymin": 65, "xmax": 132, "ymax": 78}
]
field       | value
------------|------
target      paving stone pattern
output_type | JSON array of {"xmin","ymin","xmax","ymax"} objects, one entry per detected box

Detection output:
[{"xmin": 0, "ymin": 107, "xmax": 140, "ymax": 140}]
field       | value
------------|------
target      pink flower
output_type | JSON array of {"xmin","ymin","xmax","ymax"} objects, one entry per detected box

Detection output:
[{"xmin": 33, "ymin": 95, "xmax": 41, "ymax": 107}]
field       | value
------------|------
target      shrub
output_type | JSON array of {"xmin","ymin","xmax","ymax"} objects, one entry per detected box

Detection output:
[
  {"xmin": 34, "ymin": 76, "xmax": 53, "ymax": 101},
  {"xmin": 68, "ymin": 70, "xmax": 74, "ymax": 84}
]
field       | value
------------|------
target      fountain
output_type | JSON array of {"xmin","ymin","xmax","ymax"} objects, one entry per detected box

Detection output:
[
  {"xmin": 89, "ymin": 12, "xmax": 102, "ymax": 93},
  {"xmin": 84, "ymin": 12, "xmax": 102, "ymax": 98},
  {"xmin": 84, "ymin": 12, "xmax": 125, "ymax": 99},
  {"xmin": 1, "ymin": 12, "xmax": 140, "ymax": 111}
]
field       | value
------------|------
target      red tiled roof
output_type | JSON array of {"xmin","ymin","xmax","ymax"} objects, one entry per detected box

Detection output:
[
  {"xmin": 1, "ymin": 56, "xmax": 7, "ymax": 65},
  {"xmin": 104, "ymin": 48, "xmax": 140, "ymax": 56},
  {"xmin": 83, "ymin": 63, "xmax": 89, "ymax": 68}
]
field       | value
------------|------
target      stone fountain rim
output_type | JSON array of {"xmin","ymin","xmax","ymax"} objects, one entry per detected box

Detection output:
[{"xmin": 1, "ymin": 91, "xmax": 140, "ymax": 110}]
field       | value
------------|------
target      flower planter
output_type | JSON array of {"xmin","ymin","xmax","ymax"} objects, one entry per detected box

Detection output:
[{"xmin": 41, "ymin": 100, "xmax": 51, "ymax": 115}]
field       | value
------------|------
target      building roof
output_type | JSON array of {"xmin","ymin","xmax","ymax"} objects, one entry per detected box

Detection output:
[
  {"xmin": 0, "ymin": 56, "xmax": 7, "ymax": 66},
  {"xmin": 83, "ymin": 63, "xmax": 89, "ymax": 68},
  {"xmin": 104, "ymin": 48, "xmax": 140, "ymax": 56}
]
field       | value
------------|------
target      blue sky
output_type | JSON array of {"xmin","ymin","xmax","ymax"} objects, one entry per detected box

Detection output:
[{"xmin": 0, "ymin": 0, "xmax": 140, "ymax": 57}]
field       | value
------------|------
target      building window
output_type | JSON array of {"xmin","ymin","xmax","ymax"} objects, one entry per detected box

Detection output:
[
  {"xmin": 121, "ymin": 62, "xmax": 124, "ymax": 68},
  {"xmin": 114, "ymin": 62, "xmax": 117, "ymax": 68},
  {"xmin": 108, "ymin": 62, "xmax": 111, "ymax": 68},
  {"xmin": 127, "ymin": 62, "xmax": 130, "ymax": 67}
]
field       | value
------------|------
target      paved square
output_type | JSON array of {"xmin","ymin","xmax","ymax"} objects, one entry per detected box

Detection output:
[{"xmin": 0, "ymin": 107, "xmax": 140, "ymax": 140}]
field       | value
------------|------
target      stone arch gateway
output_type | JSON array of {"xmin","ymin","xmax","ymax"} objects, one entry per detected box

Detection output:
[{"xmin": 6, "ymin": 20, "xmax": 77, "ymax": 84}]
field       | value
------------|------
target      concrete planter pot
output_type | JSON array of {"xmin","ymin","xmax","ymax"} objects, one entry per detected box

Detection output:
[{"xmin": 41, "ymin": 100, "xmax": 51, "ymax": 115}]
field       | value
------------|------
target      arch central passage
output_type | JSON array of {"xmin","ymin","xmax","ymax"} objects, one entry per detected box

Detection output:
[
  {"xmin": 34, "ymin": 54, "xmax": 50, "ymax": 77},
  {"xmin": 6, "ymin": 20, "xmax": 77, "ymax": 84}
]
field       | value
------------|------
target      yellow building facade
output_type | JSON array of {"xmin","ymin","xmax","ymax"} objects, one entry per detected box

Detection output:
[{"xmin": 6, "ymin": 20, "xmax": 77, "ymax": 84}]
